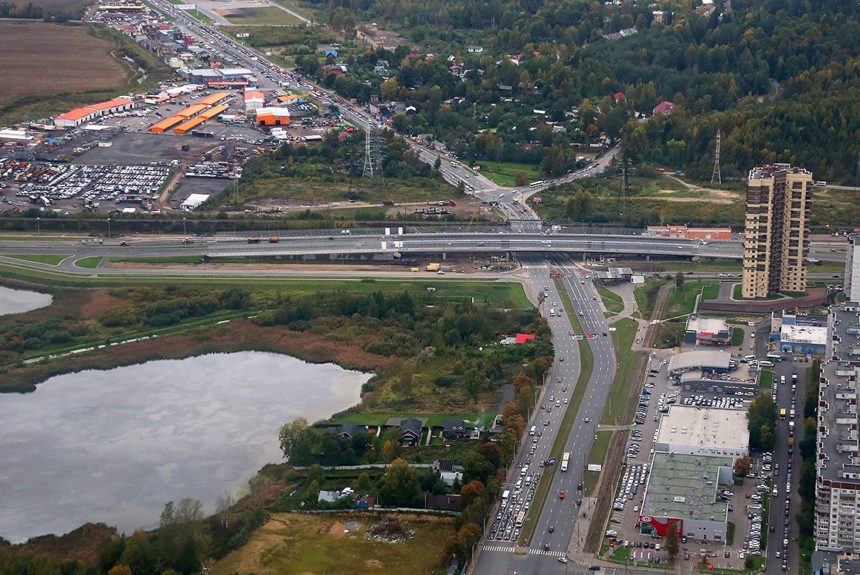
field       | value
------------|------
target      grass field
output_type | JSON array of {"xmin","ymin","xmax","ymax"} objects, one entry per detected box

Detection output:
[
  {"xmin": 475, "ymin": 161, "xmax": 542, "ymax": 187},
  {"xmin": 0, "ymin": 22, "xmax": 130, "ymax": 110},
  {"xmin": 0, "ymin": 262, "xmax": 530, "ymax": 307},
  {"xmin": 110, "ymin": 255, "xmax": 205, "ymax": 264},
  {"xmin": 224, "ymin": 6, "xmax": 303, "ymax": 25},
  {"xmin": 0, "ymin": 22, "xmax": 174, "ymax": 124},
  {"xmin": 731, "ymin": 327, "xmax": 744, "ymax": 346},
  {"xmin": 602, "ymin": 318, "xmax": 639, "ymax": 425},
  {"xmin": 583, "ymin": 430, "xmax": 612, "ymax": 495},
  {"xmin": 759, "ymin": 369, "xmax": 773, "ymax": 390},
  {"xmin": 597, "ymin": 286, "xmax": 625, "ymax": 315},
  {"xmin": 17, "ymin": 0, "xmax": 91, "ymax": 18},
  {"xmin": 73, "ymin": 256, "xmax": 102, "ymax": 269},
  {"xmin": 662, "ymin": 281, "xmax": 717, "ymax": 319},
  {"xmin": 5, "ymin": 254, "xmax": 68, "ymax": 265},
  {"xmin": 633, "ymin": 278, "xmax": 667, "ymax": 319},
  {"xmin": 211, "ymin": 513, "xmax": 452, "ymax": 575}
]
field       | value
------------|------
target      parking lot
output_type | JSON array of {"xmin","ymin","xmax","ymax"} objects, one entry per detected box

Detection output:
[{"xmin": 605, "ymin": 323, "xmax": 786, "ymax": 571}]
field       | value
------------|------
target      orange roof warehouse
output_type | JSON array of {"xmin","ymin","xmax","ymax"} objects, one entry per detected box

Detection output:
[
  {"xmin": 55, "ymin": 97, "xmax": 135, "ymax": 128},
  {"xmin": 255, "ymin": 107, "xmax": 290, "ymax": 126}
]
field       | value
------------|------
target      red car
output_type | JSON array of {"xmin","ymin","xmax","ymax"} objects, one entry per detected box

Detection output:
[{"xmin": 559, "ymin": 490, "xmax": 566, "ymax": 500}]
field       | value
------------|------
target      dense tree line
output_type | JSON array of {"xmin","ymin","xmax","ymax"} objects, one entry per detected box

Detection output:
[
  {"xmin": 747, "ymin": 393, "xmax": 777, "ymax": 452},
  {"xmin": 299, "ymin": 0, "xmax": 859, "ymax": 181}
]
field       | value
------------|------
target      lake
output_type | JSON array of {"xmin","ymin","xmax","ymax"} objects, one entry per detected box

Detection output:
[
  {"xmin": 0, "ymin": 352, "xmax": 369, "ymax": 542},
  {"xmin": 0, "ymin": 286, "xmax": 53, "ymax": 316}
]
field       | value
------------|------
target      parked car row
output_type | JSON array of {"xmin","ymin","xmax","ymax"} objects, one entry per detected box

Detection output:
[{"xmin": 613, "ymin": 464, "xmax": 647, "ymax": 512}]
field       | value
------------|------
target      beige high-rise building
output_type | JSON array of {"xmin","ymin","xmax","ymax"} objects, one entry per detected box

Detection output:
[{"xmin": 741, "ymin": 163, "xmax": 812, "ymax": 299}]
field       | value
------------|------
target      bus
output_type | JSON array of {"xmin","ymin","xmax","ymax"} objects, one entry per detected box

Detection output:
[
  {"xmin": 561, "ymin": 452, "xmax": 570, "ymax": 472},
  {"xmin": 529, "ymin": 180, "xmax": 545, "ymax": 187},
  {"xmin": 766, "ymin": 353, "xmax": 782, "ymax": 363},
  {"xmin": 515, "ymin": 510, "xmax": 526, "ymax": 527},
  {"xmin": 779, "ymin": 408, "xmax": 787, "ymax": 420}
]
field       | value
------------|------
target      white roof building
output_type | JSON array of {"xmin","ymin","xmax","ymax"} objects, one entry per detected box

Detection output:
[
  {"xmin": 667, "ymin": 350, "xmax": 732, "ymax": 373},
  {"xmin": 655, "ymin": 405, "xmax": 749, "ymax": 458},
  {"xmin": 180, "ymin": 193, "xmax": 210, "ymax": 211}
]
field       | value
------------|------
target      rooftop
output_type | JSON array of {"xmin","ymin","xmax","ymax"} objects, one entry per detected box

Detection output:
[
  {"xmin": 686, "ymin": 316, "xmax": 729, "ymax": 335},
  {"xmin": 818, "ymin": 304, "xmax": 860, "ymax": 483},
  {"xmin": 748, "ymin": 163, "xmax": 811, "ymax": 180},
  {"xmin": 781, "ymin": 323, "xmax": 828, "ymax": 346},
  {"xmin": 656, "ymin": 406, "xmax": 750, "ymax": 452},
  {"xmin": 667, "ymin": 350, "xmax": 732, "ymax": 372},
  {"xmin": 642, "ymin": 452, "xmax": 732, "ymax": 521}
]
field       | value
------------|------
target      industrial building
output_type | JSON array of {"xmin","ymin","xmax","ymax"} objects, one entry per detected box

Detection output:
[
  {"xmin": 667, "ymin": 350, "xmax": 733, "ymax": 374},
  {"xmin": 741, "ymin": 163, "xmax": 812, "ymax": 298},
  {"xmin": 770, "ymin": 311, "xmax": 828, "ymax": 355},
  {"xmin": 55, "ymin": 97, "xmax": 136, "ymax": 128},
  {"xmin": 815, "ymin": 302, "xmax": 860, "ymax": 553},
  {"xmin": 846, "ymin": 236, "xmax": 860, "ymax": 303},
  {"xmin": 684, "ymin": 316, "xmax": 731, "ymax": 346},
  {"xmin": 255, "ymin": 107, "xmax": 291, "ymax": 126},
  {"xmin": 150, "ymin": 93, "xmax": 230, "ymax": 134},
  {"xmin": 244, "ymin": 90, "xmax": 265, "ymax": 111},
  {"xmin": 180, "ymin": 193, "xmax": 210, "ymax": 211},
  {"xmin": 655, "ymin": 405, "xmax": 749, "ymax": 458},
  {"xmin": 638, "ymin": 452, "xmax": 733, "ymax": 541}
]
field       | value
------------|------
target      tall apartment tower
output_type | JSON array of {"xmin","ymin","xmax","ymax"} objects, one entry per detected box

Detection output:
[
  {"xmin": 741, "ymin": 164, "xmax": 813, "ymax": 299},
  {"xmin": 846, "ymin": 235, "xmax": 860, "ymax": 302}
]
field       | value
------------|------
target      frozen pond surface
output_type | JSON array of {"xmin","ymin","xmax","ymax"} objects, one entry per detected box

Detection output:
[
  {"xmin": 0, "ymin": 286, "xmax": 53, "ymax": 316},
  {"xmin": 0, "ymin": 351, "xmax": 369, "ymax": 542}
]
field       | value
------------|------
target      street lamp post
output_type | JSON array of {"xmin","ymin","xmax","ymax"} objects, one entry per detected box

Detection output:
[
  {"xmin": 183, "ymin": 217, "xmax": 187, "ymax": 237},
  {"xmin": 36, "ymin": 216, "xmax": 40, "ymax": 235},
  {"xmin": 107, "ymin": 217, "xmax": 111, "ymax": 240}
]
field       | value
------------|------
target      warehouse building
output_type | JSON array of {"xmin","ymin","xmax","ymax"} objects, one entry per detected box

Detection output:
[
  {"xmin": 55, "ymin": 97, "xmax": 135, "ymax": 128},
  {"xmin": 244, "ymin": 90, "xmax": 265, "ymax": 111},
  {"xmin": 655, "ymin": 405, "xmax": 749, "ymax": 458},
  {"xmin": 255, "ymin": 107, "xmax": 291, "ymax": 126},
  {"xmin": 639, "ymin": 452, "xmax": 733, "ymax": 541},
  {"xmin": 685, "ymin": 316, "xmax": 731, "ymax": 346},
  {"xmin": 180, "ymin": 193, "xmax": 210, "ymax": 211},
  {"xmin": 780, "ymin": 323, "xmax": 827, "ymax": 355},
  {"xmin": 667, "ymin": 350, "xmax": 733, "ymax": 374}
]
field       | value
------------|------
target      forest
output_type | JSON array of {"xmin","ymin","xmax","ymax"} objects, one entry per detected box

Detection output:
[{"xmin": 298, "ymin": 0, "xmax": 860, "ymax": 182}]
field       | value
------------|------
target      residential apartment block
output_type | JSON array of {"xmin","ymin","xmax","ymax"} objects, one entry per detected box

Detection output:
[
  {"xmin": 846, "ymin": 236, "xmax": 860, "ymax": 303},
  {"xmin": 815, "ymin": 303, "xmax": 860, "ymax": 552},
  {"xmin": 741, "ymin": 164, "xmax": 812, "ymax": 299}
]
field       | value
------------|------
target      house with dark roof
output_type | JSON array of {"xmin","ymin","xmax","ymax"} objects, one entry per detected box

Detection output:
[
  {"xmin": 432, "ymin": 458, "xmax": 455, "ymax": 473},
  {"xmin": 399, "ymin": 418, "xmax": 423, "ymax": 446},
  {"xmin": 425, "ymin": 493, "xmax": 461, "ymax": 511},
  {"xmin": 441, "ymin": 418, "xmax": 471, "ymax": 440},
  {"xmin": 335, "ymin": 423, "xmax": 367, "ymax": 440}
]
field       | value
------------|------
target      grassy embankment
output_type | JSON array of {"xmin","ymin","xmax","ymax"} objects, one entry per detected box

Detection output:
[
  {"xmin": 597, "ymin": 286, "xmax": 625, "ymax": 316},
  {"xmin": 475, "ymin": 161, "xmax": 542, "ymax": 187},
  {"xmin": 211, "ymin": 513, "xmax": 454, "ymax": 575},
  {"xmin": 518, "ymin": 277, "xmax": 594, "ymax": 545},
  {"xmin": 74, "ymin": 256, "xmax": 102, "ymax": 269}
]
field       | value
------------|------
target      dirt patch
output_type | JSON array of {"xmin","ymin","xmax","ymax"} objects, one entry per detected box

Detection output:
[
  {"xmin": 366, "ymin": 559, "xmax": 384, "ymax": 568},
  {"xmin": 646, "ymin": 195, "xmax": 735, "ymax": 204},
  {"xmin": 329, "ymin": 522, "xmax": 346, "ymax": 537},
  {"xmin": 0, "ymin": 22, "xmax": 131, "ymax": 108}
]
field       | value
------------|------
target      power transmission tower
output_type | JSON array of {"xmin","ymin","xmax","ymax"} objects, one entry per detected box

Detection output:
[
  {"xmin": 710, "ymin": 129, "xmax": 722, "ymax": 185},
  {"xmin": 362, "ymin": 127, "xmax": 384, "ymax": 184}
]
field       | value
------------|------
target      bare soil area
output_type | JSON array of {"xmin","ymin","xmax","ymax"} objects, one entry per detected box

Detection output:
[{"xmin": 0, "ymin": 22, "xmax": 131, "ymax": 109}]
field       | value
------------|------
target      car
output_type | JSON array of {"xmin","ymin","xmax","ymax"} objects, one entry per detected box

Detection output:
[
  {"xmin": 584, "ymin": 417, "xmax": 590, "ymax": 423},
  {"xmin": 559, "ymin": 490, "xmax": 566, "ymax": 499},
  {"xmin": 548, "ymin": 526, "xmax": 554, "ymax": 532},
  {"xmin": 559, "ymin": 557, "xmax": 569, "ymax": 564},
  {"xmin": 544, "ymin": 543, "xmax": 550, "ymax": 550}
]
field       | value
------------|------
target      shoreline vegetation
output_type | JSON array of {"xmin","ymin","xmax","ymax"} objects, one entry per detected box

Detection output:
[{"xmin": 0, "ymin": 273, "xmax": 550, "ymax": 575}]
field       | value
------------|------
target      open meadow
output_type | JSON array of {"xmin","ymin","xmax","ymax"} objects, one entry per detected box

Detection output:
[
  {"xmin": 0, "ymin": 22, "xmax": 131, "ymax": 110},
  {"xmin": 211, "ymin": 512, "xmax": 453, "ymax": 575}
]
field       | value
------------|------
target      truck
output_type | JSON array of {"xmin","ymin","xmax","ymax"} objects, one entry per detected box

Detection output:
[
  {"xmin": 425, "ymin": 263, "xmax": 441, "ymax": 272},
  {"xmin": 788, "ymin": 437, "xmax": 794, "ymax": 447},
  {"xmin": 247, "ymin": 236, "xmax": 261, "ymax": 244},
  {"xmin": 502, "ymin": 489, "xmax": 510, "ymax": 502}
]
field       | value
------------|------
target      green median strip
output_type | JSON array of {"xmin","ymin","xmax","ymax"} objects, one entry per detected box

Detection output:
[
  {"xmin": 74, "ymin": 256, "xmax": 102, "ymax": 269},
  {"xmin": 4, "ymin": 254, "xmax": 69, "ymax": 265},
  {"xmin": 518, "ymin": 277, "xmax": 594, "ymax": 546},
  {"xmin": 602, "ymin": 318, "xmax": 639, "ymax": 425}
]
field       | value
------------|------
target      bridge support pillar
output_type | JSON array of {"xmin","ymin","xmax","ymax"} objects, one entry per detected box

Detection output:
[{"xmin": 442, "ymin": 252, "xmax": 447, "ymax": 260}]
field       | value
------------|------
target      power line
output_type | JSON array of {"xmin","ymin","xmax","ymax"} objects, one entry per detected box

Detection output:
[{"xmin": 710, "ymin": 129, "xmax": 722, "ymax": 185}]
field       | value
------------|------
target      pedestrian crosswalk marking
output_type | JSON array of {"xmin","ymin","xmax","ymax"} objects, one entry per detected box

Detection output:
[
  {"xmin": 528, "ymin": 548, "xmax": 567, "ymax": 558},
  {"xmin": 483, "ymin": 545, "xmax": 515, "ymax": 554}
]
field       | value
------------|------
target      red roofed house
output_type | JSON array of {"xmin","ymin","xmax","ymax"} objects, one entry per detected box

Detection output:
[
  {"xmin": 613, "ymin": 92, "xmax": 625, "ymax": 104},
  {"xmin": 515, "ymin": 333, "xmax": 536, "ymax": 344},
  {"xmin": 652, "ymin": 100, "xmax": 675, "ymax": 115}
]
